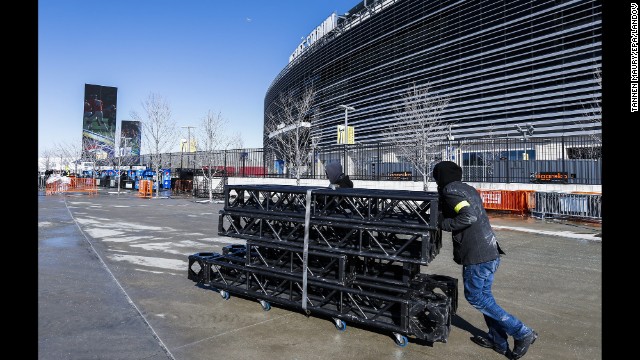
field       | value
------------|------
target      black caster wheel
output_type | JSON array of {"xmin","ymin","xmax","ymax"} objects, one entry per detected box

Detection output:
[{"xmin": 259, "ymin": 300, "xmax": 271, "ymax": 311}]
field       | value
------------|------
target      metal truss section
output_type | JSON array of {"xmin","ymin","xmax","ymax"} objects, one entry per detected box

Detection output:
[
  {"xmin": 187, "ymin": 250, "xmax": 457, "ymax": 344},
  {"xmin": 191, "ymin": 185, "xmax": 457, "ymax": 346},
  {"xmin": 188, "ymin": 252, "xmax": 216, "ymax": 284},
  {"xmin": 218, "ymin": 210, "xmax": 441, "ymax": 265},
  {"xmin": 223, "ymin": 184, "xmax": 440, "ymax": 230},
  {"xmin": 247, "ymin": 240, "xmax": 428, "ymax": 287},
  {"xmin": 351, "ymin": 256, "xmax": 420, "ymax": 287},
  {"xmin": 246, "ymin": 240, "xmax": 353, "ymax": 285}
]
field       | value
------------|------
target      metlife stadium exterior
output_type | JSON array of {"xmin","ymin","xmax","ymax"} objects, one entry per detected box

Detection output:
[{"xmin": 264, "ymin": 0, "xmax": 602, "ymax": 149}]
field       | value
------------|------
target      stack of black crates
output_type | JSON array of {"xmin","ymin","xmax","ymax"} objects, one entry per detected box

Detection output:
[{"xmin": 188, "ymin": 184, "xmax": 458, "ymax": 347}]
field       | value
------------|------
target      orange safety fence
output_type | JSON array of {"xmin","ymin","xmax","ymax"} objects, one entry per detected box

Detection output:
[
  {"xmin": 138, "ymin": 180, "xmax": 153, "ymax": 198},
  {"xmin": 523, "ymin": 190, "xmax": 536, "ymax": 210},
  {"xmin": 476, "ymin": 189, "xmax": 536, "ymax": 215},
  {"xmin": 45, "ymin": 176, "xmax": 97, "ymax": 195}
]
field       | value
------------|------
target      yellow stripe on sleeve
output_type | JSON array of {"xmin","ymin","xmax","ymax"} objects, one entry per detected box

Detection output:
[{"xmin": 454, "ymin": 200, "xmax": 470, "ymax": 213}]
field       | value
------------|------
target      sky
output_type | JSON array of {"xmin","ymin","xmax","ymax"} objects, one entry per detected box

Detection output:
[{"xmin": 38, "ymin": 0, "xmax": 356, "ymax": 154}]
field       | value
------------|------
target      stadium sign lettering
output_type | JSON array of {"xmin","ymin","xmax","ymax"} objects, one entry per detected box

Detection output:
[{"xmin": 290, "ymin": 13, "xmax": 337, "ymax": 63}]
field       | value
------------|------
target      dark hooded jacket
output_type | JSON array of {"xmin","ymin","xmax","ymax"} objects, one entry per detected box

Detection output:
[
  {"xmin": 433, "ymin": 161, "xmax": 504, "ymax": 265},
  {"xmin": 325, "ymin": 162, "xmax": 353, "ymax": 189}
]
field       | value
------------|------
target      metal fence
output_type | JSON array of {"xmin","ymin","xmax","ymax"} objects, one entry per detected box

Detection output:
[
  {"xmin": 131, "ymin": 135, "xmax": 600, "ymax": 185},
  {"xmin": 531, "ymin": 191, "xmax": 602, "ymax": 221}
]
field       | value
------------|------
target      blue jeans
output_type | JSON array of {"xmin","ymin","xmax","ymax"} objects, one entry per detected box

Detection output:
[{"xmin": 463, "ymin": 257, "xmax": 531, "ymax": 350}]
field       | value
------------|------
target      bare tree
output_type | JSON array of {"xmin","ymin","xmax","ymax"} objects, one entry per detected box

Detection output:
[
  {"xmin": 574, "ymin": 64, "xmax": 602, "ymax": 159},
  {"xmin": 39, "ymin": 147, "xmax": 56, "ymax": 175},
  {"xmin": 54, "ymin": 138, "xmax": 84, "ymax": 175},
  {"xmin": 577, "ymin": 64, "xmax": 602, "ymax": 140},
  {"xmin": 381, "ymin": 82, "xmax": 451, "ymax": 191},
  {"xmin": 130, "ymin": 93, "xmax": 177, "ymax": 198},
  {"xmin": 265, "ymin": 86, "xmax": 316, "ymax": 185},
  {"xmin": 107, "ymin": 124, "xmax": 143, "ymax": 194},
  {"xmin": 196, "ymin": 110, "xmax": 242, "ymax": 202},
  {"xmin": 79, "ymin": 136, "xmax": 105, "ymax": 176}
]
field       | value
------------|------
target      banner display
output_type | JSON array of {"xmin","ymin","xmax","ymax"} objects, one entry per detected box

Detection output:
[
  {"xmin": 82, "ymin": 84, "xmax": 118, "ymax": 158},
  {"xmin": 121, "ymin": 120, "xmax": 141, "ymax": 165}
]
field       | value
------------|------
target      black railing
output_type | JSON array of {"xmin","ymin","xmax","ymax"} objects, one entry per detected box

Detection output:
[{"xmin": 127, "ymin": 135, "xmax": 601, "ymax": 185}]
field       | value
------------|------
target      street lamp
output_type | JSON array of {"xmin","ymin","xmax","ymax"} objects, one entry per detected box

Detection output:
[
  {"xmin": 311, "ymin": 136, "xmax": 320, "ymax": 178},
  {"xmin": 337, "ymin": 104, "xmax": 355, "ymax": 144},
  {"xmin": 180, "ymin": 138, "xmax": 187, "ymax": 169},
  {"xmin": 181, "ymin": 126, "xmax": 196, "ymax": 169},
  {"xmin": 514, "ymin": 123, "xmax": 534, "ymax": 140},
  {"xmin": 514, "ymin": 123, "xmax": 535, "ymax": 161}
]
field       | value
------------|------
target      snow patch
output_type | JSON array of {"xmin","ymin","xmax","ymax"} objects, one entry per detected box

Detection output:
[
  {"xmin": 109, "ymin": 254, "xmax": 186, "ymax": 271},
  {"xmin": 130, "ymin": 242, "xmax": 187, "ymax": 255},
  {"xmin": 85, "ymin": 228, "xmax": 124, "ymax": 239},
  {"xmin": 201, "ymin": 237, "xmax": 246, "ymax": 245},
  {"xmin": 492, "ymin": 225, "xmax": 601, "ymax": 241}
]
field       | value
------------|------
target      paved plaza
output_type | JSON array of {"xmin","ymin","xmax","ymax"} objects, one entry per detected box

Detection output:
[{"xmin": 38, "ymin": 189, "xmax": 602, "ymax": 360}]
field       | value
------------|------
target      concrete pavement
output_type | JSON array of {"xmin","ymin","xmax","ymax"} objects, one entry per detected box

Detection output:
[{"xmin": 38, "ymin": 188, "xmax": 602, "ymax": 360}]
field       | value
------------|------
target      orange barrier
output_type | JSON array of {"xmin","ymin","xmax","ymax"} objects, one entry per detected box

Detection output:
[
  {"xmin": 138, "ymin": 180, "xmax": 153, "ymax": 198},
  {"xmin": 45, "ymin": 176, "xmax": 97, "ymax": 196},
  {"xmin": 522, "ymin": 190, "xmax": 536, "ymax": 211},
  {"xmin": 477, "ymin": 189, "xmax": 534, "ymax": 215}
]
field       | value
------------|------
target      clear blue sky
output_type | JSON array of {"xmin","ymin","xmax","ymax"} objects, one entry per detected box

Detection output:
[{"xmin": 38, "ymin": 0, "xmax": 356, "ymax": 154}]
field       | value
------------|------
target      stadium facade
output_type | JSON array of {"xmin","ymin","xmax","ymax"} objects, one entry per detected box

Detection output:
[{"xmin": 264, "ymin": 0, "xmax": 602, "ymax": 149}]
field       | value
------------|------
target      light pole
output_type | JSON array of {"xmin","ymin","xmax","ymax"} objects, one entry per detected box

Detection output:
[
  {"xmin": 311, "ymin": 136, "xmax": 320, "ymax": 179},
  {"xmin": 337, "ymin": 104, "xmax": 355, "ymax": 144},
  {"xmin": 118, "ymin": 137, "xmax": 131, "ymax": 194},
  {"xmin": 180, "ymin": 138, "xmax": 186, "ymax": 169},
  {"xmin": 181, "ymin": 126, "xmax": 196, "ymax": 169},
  {"xmin": 514, "ymin": 123, "xmax": 534, "ymax": 140},
  {"xmin": 514, "ymin": 123, "xmax": 534, "ymax": 161},
  {"xmin": 515, "ymin": 123, "xmax": 534, "ymax": 179}
]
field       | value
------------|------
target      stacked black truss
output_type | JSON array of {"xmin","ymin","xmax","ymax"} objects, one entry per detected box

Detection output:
[{"xmin": 188, "ymin": 184, "xmax": 458, "ymax": 347}]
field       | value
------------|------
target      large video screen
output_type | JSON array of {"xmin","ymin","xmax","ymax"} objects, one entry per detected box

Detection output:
[
  {"xmin": 121, "ymin": 120, "xmax": 141, "ymax": 165},
  {"xmin": 82, "ymin": 84, "xmax": 118, "ymax": 159}
]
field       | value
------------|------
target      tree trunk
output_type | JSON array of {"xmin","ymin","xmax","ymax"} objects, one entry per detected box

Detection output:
[
  {"xmin": 155, "ymin": 167, "xmax": 160, "ymax": 198},
  {"xmin": 423, "ymin": 172, "xmax": 429, "ymax": 192},
  {"xmin": 208, "ymin": 176, "xmax": 214, "ymax": 203}
]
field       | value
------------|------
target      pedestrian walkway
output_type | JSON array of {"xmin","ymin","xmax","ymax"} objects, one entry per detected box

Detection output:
[
  {"xmin": 38, "ymin": 190, "xmax": 602, "ymax": 360},
  {"xmin": 38, "ymin": 195, "xmax": 174, "ymax": 360}
]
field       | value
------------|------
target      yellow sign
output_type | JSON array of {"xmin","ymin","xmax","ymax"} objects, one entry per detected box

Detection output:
[
  {"xmin": 336, "ymin": 125, "xmax": 355, "ymax": 144},
  {"xmin": 181, "ymin": 139, "xmax": 197, "ymax": 152}
]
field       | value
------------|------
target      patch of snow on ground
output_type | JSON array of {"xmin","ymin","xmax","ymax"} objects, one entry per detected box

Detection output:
[
  {"xmin": 109, "ymin": 254, "xmax": 186, "ymax": 271},
  {"xmin": 84, "ymin": 228, "xmax": 124, "ymax": 239},
  {"xmin": 492, "ymin": 225, "xmax": 601, "ymax": 241}
]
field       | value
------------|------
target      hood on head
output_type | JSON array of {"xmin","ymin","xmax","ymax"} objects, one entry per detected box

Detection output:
[
  {"xmin": 432, "ymin": 161, "xmax": 462, "ymax": 188},
  {"xmin": 325, "ymin": 162, "xmax": 343, "ymax": 184}
]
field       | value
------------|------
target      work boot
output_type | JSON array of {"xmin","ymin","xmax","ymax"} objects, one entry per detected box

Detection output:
[
  {"xmin": 511, "ymin": 330, "xmax": 538, "ymax": 359},
  {"xmin": 470, "ymin": 335, "xmax": 510, "ymax": 357}
]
